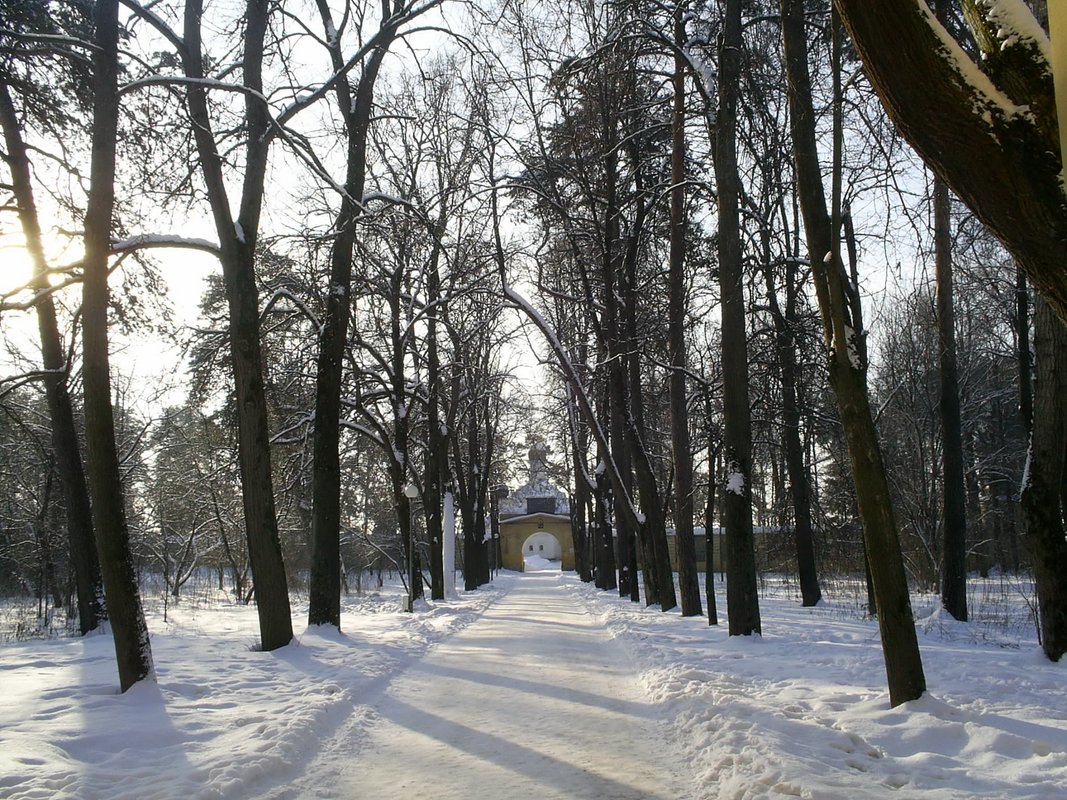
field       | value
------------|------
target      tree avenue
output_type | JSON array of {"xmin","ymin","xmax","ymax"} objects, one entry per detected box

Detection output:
[{"xmin": 0, "ymin": 0, "xmax": 1062, "ymax": 711}]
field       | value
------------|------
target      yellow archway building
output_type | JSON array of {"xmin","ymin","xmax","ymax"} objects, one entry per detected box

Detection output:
[{"xmin": 498, "ymin": 442, "xmax": 574, "ymax": 572}]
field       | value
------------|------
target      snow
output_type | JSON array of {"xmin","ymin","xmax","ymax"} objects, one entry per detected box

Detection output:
[
  {"xmin": 845, "ymin": 324, "xmax": 863, "ymax": 370},
  {"xmin": 917, "ymin": 0, "xmax": 1030, "ymax": 122},
  {"xmin": 725, "ymin": 465, "xmax": 745, "ymax": 495},
  {"xmin": 2, "ymin": 572, "xmax": 1064, "ymax": 799},
  {"xmin": 110, "ymin": 234, "xmax": 221, "ymax": 256},
  {"xmin": 573, "ymin": 575, "xmax": 1067, "ymax": 798},
  {"xmin": 314, "ymin": 570, "xmax": 686, "ymax": 798},
  {"xmin": 979, "ymin": 0, "xmax": 1051, "ymax": 60}
]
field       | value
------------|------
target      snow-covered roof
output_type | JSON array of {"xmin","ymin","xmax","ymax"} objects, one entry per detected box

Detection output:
[{"xmin": 500, "ymin": 441, "xmax": 570, "ymax": 517}]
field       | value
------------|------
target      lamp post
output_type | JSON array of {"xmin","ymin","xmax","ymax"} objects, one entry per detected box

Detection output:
[{"xmin": 403, "ymin": 482, "xmax": 418, "ymax": 613}]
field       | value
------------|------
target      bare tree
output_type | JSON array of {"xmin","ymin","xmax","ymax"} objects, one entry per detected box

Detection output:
[
  {"xmin": 781, "ymin": 0, "xmax": 925, "ymax": 704},
  {"xmin": 180, "ymin": 0, "xmax": 292, "ymax": 650},
  {"xmin": 0, "ymin": 65, "xmax": 105, "ymax": 634},
  {"xmin": 715, "ymin": 0, "xmax": 761, "ymax": 636},
  {"xmin": 82, "ymin": 0, "xmax": 153, "ymax": 691}
]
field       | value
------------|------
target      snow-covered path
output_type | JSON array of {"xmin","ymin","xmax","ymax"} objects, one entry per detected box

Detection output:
[{"xmin": 318, "ymin": 569, "xmax": 690, "ymax": 799}]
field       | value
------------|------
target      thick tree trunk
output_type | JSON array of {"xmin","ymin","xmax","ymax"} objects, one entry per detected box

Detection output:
[
  {"xmin": 601, "ymin": 150, "xmax": 638, "ymax": 602},
  {"xmin": 716, "ymin": 0, "xmax": 761, "ymax": 636},
  {"xmin": 0, "ymin": 85, "xmax": 105, "ymax": 635},
  {"xmin": 593, "ymin": 391, "xmax": 618, "ymax": 591},
  {"xmin": 426, "ymin": 237, "xmax": 447, "ymax": 600},
  {"xmin": 1021, "ymin": 297, "xmax": 1067, "ymax": 661},
  {"xmin": 83, "ymin": 0, "xmax": 153, "ymax": 691},
  {"xmin": 619, "ymin": 197, "xmax": 673, "ymax": 609},
  {"xmin": 388, "ymin": 266, "xmax": 419, "ymax": 605},
  {"xmin": 183, "ymin": 0, "xmax": 292, "ymax": 651},
  {"xmin": 934, "ymin": 177, "xmax": 968, "ymax": 622},
  {"xmin": 782, "ymin": 0, "xmax": 924, "ymax": 705},
  {"xmin": 834, "ymin": 0, "xmax": 1067, "ymax": 323}
]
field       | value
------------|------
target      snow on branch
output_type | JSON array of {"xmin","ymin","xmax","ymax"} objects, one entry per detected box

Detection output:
[
  {"xmin": 259, "ymin": 288, "xmax": 322, "ymax": 331},
  {"xmin": 502, "ymin": 283, "xmax": 643, "ymax": 527},
  {"xmin": 977, "ymin": 0, "xmax": 1051, "ymax": 60},
  {"xmin": 110, "ymin": 234, "xmax": 221, "ymax": 257},
  {"xmin": 917, "ymin": 0, "xmax": 1028, "ymax": 121}
]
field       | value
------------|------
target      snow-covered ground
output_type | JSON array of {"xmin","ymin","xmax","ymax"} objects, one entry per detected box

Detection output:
[{"xmin": 1, "ymin": 570, "xmax": 1064, "ymax": 799}]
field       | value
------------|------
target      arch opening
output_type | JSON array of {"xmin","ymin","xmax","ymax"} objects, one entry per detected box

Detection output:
[{"xmin": 521, "ymin": 531, "xmax": 562, "ymax": 571}]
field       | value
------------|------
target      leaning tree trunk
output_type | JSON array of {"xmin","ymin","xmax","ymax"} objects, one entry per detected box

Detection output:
[
  {"xmin": 834, "ymin": 0, "xmax": 1067, "ymax": 323},
  {"xmin": 716, "ymin": 0, "xmax": 761, "ymax": 637},
  {"xmin": 782, "ymin": 0, "xmax": 924, "ymax": 705},
  {"xmin": 82, "ymin": 0, "xmax": 153, "ymax": 691},
  {"xmin": 0, "ymin": 85, "xmax": 105, "ymax": 635},
  {"xmin": 1021, "ymin": 297, "xmax": 1067, "ymax": 661}
]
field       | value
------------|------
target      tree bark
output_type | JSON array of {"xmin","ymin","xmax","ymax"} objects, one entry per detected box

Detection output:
[
  {"xmin": 782, "ymin": 0, "xmax": 924, "ymax": 705},
  {"xmin": 82, "ymin": 0, "xmax": 153, "ymax": 691},
  {"xmin": 704, "ymin": 397, "xmax": 719, "ymax": 625},
  {"xmin": 601, "ymin": 133, "xmax": 638, "ymax": 602},
  {"xmin": 834, "ymin": 0, "xmax": 1067, "ymax": 324},
  {"xmin": 1016, "ymin": 266, "xmax": 1033, "ymax": 431},
  {"xmin": 670, "ymin": 6, "xmax": 701, "ymax": 617},
  {"xmin": 716, "ymin": 0, "xmax": 761, "ymax": 636},
  {"xmin": 934, "ymin": 177, "xmax": 968, "ymax": 622},
  {"xmin": 183, "ymin": 0, "xmax": 293, "ymax": 651},
  {"xmin": 765, "ymin": 254, "xmax": 822, "ymax": 607},
  {"xmin": 308, "ymin": 1, "xmax": 396, "ymax": 627},
  {"xmin": 1021, "ymin": 297, "xmax": 1067, "ymax": 661},
  {"xmin": 0, "ymin": 84, "xmax": 106, "ymax": 635}
]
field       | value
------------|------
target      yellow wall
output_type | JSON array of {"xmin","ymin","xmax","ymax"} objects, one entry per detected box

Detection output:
[{"xmin": 499, "ymin": 515, "xmax": 575, "ymax": 571}]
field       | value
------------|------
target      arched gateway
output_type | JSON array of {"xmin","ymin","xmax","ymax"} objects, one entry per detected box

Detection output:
[{"xmin": 498, "ymin": 442, "xmax": 574, "ymax": 571}]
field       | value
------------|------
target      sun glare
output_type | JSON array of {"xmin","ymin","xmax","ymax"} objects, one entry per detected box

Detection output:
[{"xmin": 0, "ymin": 241, "xmax": 37, "ymax": 297}]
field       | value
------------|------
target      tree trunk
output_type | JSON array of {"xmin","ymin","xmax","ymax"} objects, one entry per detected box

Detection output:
[
  {"xmin": 82, "ymin": 0, "xmax": 153, "ymax": 691},
  {"xmin": 765, "ymin": 248, "xmax": 822, "ymax": 607},
  {"xmin": 1016, "ymin": 267, "xmax": 1033, "ymax": 430},
  {"xmin": 600, "ymin": 138, "xmax": 638, "ymax": 601},
  {"xmin": 834, "ymin": 0, "xmax": 1067, "ymax": 323},
  {"xmin": 668, "ymin": 6, "xmax": 701, "ymax": 617},
  {"xmin": 426, "ymin": 232, "xmax": 447, "ymax": 600},
  {"xmin": 716, "ymin": 0, "xmax": 761, "ymax": 637},
  {"xmin": 568, "ymin": 354, "xmax": 594, "ymax": 582},
  {"xmin": 782, "ymin": 0, "xmax": 924, "ymax": 705},
  {"xmin": 0, "ymin": 84, "xmax": 105, "ymax": 635},
  {"xmin": 308, "ymin": 4, "xmax": 395, "ymax": 627},
  {"xmin": 593, "ymin": 389, "xmax": 618, "ymax": 591},
  {"xmin": 1021, "ymin": 297, "xmax": 1067, "ymax": 661},
  {"xmin": 183, "ymin": 0, "xmax": 293, "ymax": 651},
  {"xmin": 704, "ymin": 398, "xmax": 720, "ymax": 625},
  {"xmin": 934, "ymin": 176, "xmax": 968, "ymax": 622}
]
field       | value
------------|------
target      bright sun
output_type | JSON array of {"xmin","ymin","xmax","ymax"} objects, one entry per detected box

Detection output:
[{"xmin": 0, "ymin": 240, "xmax": 37, "ymax": 297}]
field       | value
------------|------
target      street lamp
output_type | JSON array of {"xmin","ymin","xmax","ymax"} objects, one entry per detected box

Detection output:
[{"xmin": 403, "ymin": 482, "xmax": 418, "ymax": 613}]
